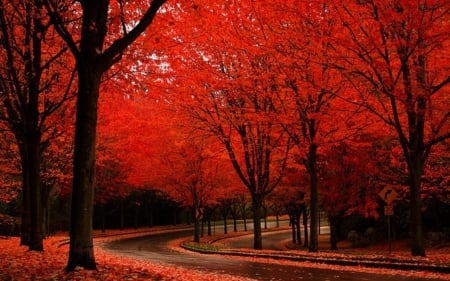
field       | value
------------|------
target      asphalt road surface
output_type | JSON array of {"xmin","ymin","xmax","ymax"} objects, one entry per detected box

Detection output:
[{"xmin": 105, "ymin": 229, "xmax": 436, "ymax": 281}]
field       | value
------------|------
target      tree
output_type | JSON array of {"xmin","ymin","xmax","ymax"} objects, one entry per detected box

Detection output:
[
  {"xmin": 179, "ymin": 61, "xmax": 292, "ymax": 249},
  {"xmin": 329, "ymin": 0, "xmax": 450, "ymax": 256},
  {"xmin": 162, "ymin": 0, "xmax": 294, "ymax": 250},
  {"xmin": 42, "ymin": 0, "xmax": 168, "ymax": 271},
  {"xmin": 160, "ymin": 131, "xmax": 230, "ymax": 242},
  {"xmin": 266, "ymin": 0, "xmax": 351, "ymax": 252},
  {"xmin": 0, "ymin": 129, "xmax": 21, "ymax": 206},
  {"xmin": 321, "ymin": 141, "xmax": 380, "ymax": 250},
  {"xmin": 0, "ymin": 0, "xmax": 74, "ymax": 250}
]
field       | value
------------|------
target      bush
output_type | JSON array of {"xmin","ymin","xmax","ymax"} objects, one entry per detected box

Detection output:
[
  {"xmin": 347, "ymin": 230, "xmax": 360, "ymax": 247},
  {"xmin": 347, "ymin": 227, "xmax": 379, "ymax": 248},
  {"xmin": 425, "ymin": 232, "xmax": 449, "ymax": 248},
  {"xmin": 0, "ymin": 213, "xmax": 16, "ymax": 237}
]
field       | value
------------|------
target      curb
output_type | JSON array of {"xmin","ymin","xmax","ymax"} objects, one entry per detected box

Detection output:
[{"xmin": 181, "ymin": 242, "xmax": 450, "ymax": 274}]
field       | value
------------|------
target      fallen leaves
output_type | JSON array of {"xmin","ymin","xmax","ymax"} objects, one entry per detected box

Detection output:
[
  {"xmin": 1, "ymin": 227, "xmax": 449, "ymax": 280},
  {"xmin": 0, "ymin": 230, "xmax": 256, "ymax": 281}
]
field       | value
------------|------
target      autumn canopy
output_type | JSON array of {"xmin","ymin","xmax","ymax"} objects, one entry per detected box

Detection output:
[{"xmin": 0, "ymin": 0, "xmax": 449, "ymax": 272}]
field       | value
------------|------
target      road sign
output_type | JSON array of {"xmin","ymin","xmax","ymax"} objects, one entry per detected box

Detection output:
[
  {"xmin": 378, "ymin": 186, "xmax": 398, "ymax": 205},
  {"xmin": 195, "ymin": 208, "xmax": 204, "ymax": 219},
  {"xmin": 384, "ymin": 204, "xmax": 394, "ymax": 216}
]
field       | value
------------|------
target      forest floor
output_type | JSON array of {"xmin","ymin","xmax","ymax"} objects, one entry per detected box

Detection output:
[{"xmin": 0, "ymin": 225, "xmax": 449, "ymax": 280}]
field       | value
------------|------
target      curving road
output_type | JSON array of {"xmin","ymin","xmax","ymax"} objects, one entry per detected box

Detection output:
[{"xmin": 105, "ymin": 229, "xmax": 435, "ymax": 281}]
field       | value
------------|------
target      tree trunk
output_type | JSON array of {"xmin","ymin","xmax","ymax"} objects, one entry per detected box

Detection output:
[
  {"xmin": 252, "ymin": 195, "xmax": 264, "ymax": 249},
  {"xmin": 19, "ymin": 145, "xmax": 31, "ymax": 246},
  {"xmin": 18, "ymin": 137, "xmax": 44, "ymax": 251},
  {"xmin": 243, "ymin": 215, "xmax": 247, "ymax": 232},
  {"xmin": 208, "ymin": 219, "xmax": 212, "ymax": 236},
  {"xmin": 276, "ymin": 213, "xmax": 280, "ymax": 228},
  {"xmin": 290, "ymin": 214, "xmax": 296, "ymax": 244},
  {"xmin": 201, "ymin": 219, "xmax": 204, "ymax": 238},
  {"xmin": 42, "ymin": 183, "xmax": 54, "ymax": 237},
  {"xmin": 307, "ymin": 144, "xmax": 319, "ymax": 252},
  {"xmin": 264, "ymin": 214, "xmax": 268, "ymax": 229},
  {"xmin": 295, "ymin": 212, "xmax": 301, "ymax": 245},
  {"xmin": 65, "ymin": 65, "xmax": 101, "ymax": 272},
  {"xmin": 303, "ymin": 203, "xmax": 309, "ymax": 248},
  {"xmin": 329, "ymin": 214, "xmax": 339, "ymax": 250},
  {"xmin": 223, "ymin": 216, "xmax": 228, "ymax": 234},
  {"xmin": 194, "ymin": 217, "xmax": 201, "ymax": 243},
  {"xmin": 409, "ymin": 168, "xmax": 425, "ymax": 256}
]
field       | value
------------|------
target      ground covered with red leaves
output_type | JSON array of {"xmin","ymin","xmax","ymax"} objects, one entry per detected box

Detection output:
[{"xmin": 1, "ymin": 227, "xmax": 449, "ymax": 280}]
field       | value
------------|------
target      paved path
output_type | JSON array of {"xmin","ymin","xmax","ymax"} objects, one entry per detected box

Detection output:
[{"xmin": 105, "ymin": 229, "xmax": 437, "ymax": 281}]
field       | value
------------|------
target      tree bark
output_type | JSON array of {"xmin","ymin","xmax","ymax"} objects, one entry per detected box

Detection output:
[
  {"xmin": 18, "ymin": 144, "xmax": 31, "ymax": 246},
  {"xmin": 329, "ymin": 214, "xmax": 339, "ymax": 250},
  {"xmin": 307, "ymin": 143, "xmax": 319, "ymax": 252},
  {"xmin": 28, "ymin": 137, "xmax": 43, "ymax": 251},
  {"xmin": 193, "ymin": 217, "xmax": 201, "ymax": 243},
  {"xmin": 409, "ymin": 164, "xmax": 425, "ymax": 256},
  {"xmin": 65, "ymin": 63, "xmax": 101, "ymax": 271},
  {"xmin": 303, "ymin": 206, "xmax": 309, "ymax": 248},
  {"xmin": 252, "ymin": 195, "xmax": 264, "ymax": 249},
  {"xmin": 295, "ymin": 212, "xmax": 301, "ymax": 245}
]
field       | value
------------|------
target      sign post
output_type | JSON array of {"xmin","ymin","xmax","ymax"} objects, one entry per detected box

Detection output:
[{"xmin": 378, "ymin": 187, "xmax": 398, "ymax": 255}]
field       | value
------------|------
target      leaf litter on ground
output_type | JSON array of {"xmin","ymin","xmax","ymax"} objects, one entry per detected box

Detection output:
[{"xmin": 1, "ymin": 226, "xmax": 449, "ymax": 280}]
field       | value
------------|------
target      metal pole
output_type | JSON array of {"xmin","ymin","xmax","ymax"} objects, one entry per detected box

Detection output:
[{"xmin": 387, "ymin": 215, "xmax": 391, "ymax": 255}]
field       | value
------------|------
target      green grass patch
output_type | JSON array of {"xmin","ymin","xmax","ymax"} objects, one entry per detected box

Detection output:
[{"xmin": 183, "ymin": 241, "xmax": 221, "ymax": 252}]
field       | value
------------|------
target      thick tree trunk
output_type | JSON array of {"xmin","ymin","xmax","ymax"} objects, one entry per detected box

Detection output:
[
  {"xmin": 66, "ymin": 65, "xmax": 100, "ymax": 272},
  {"xmin": 29, "ymin": 138, "xmax": 43, "ymax": 251},
  {"xmin": 18, "ymin": 138, "xmax": 44, "ymax": 251}
]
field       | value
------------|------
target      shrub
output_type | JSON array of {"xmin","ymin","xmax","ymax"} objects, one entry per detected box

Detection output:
[
  {"xmin": 425, "ymin": 232, "xmax": 449, "ymax": 248},
  {"xmin": 347, "ymin": 227, "xmax": 379, "ymax": 247},
  {"xmin": 0, "ymin": 213, "xmax": 16, "ymax": 237},
  {"xmin": 347, "ymin": 230, "xmax": 360, "ymax": 247}
]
